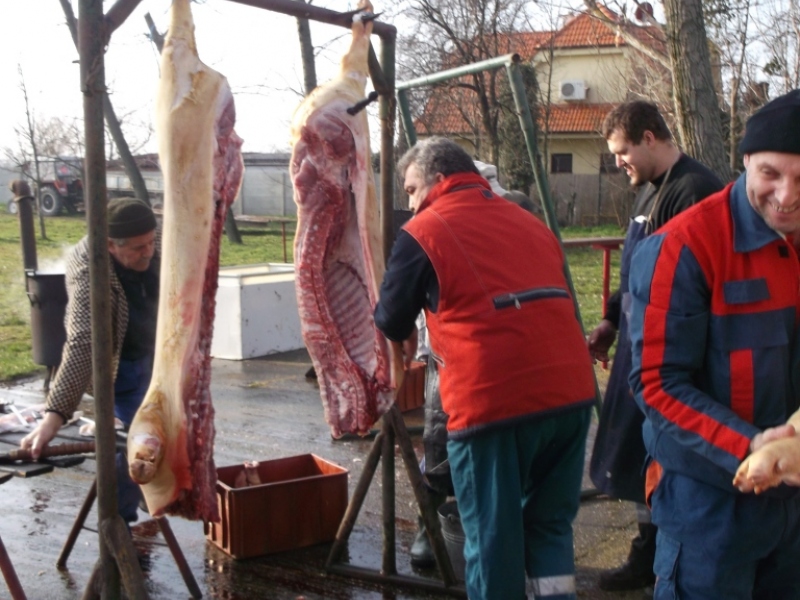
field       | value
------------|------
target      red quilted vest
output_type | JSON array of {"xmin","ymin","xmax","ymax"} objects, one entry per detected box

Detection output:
[{"xmin": 404, "ymin": 173, "xmax": 595, "ymax": 436}]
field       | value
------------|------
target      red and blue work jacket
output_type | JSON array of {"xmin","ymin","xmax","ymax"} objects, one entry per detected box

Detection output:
[{"xmin": 629, "ymin": 174, "xmax": 800, "ymax": 496}]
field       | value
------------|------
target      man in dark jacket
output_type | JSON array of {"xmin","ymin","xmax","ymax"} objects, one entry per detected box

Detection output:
[
  {"xmin": 587, "ymin": 101, "xmax": 723, "ymax": 591},
  {"xmin": 375, "ymin": 136, "xmax": 595, "ymax": 600}
]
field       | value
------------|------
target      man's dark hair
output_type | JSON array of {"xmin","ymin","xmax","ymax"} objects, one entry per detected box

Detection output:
[
  {"xmin": 397, "ymin": 136, "xmax": 479, "ymax": 187},
  {"xmin": 602, "ymin": 101, "xmax": 672, "ymax": 144}
]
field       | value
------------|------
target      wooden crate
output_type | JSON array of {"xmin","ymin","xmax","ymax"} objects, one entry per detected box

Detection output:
[
  {"xmin": 395, "ymin": 360, "xmax": 426, "ymax": 412},
  {"xmin": 204, "ymin": 454, "xmax": 348, "ymax": 559}
]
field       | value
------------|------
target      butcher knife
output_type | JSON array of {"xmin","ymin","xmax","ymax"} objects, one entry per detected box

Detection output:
[{"xmin": 0, "ymin": 441, "xmax": 96, "ymax": 464}]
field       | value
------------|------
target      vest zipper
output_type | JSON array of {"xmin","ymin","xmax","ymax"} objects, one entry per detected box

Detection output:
[{"xmin": 493, "ymin": 287, "xmax": 569, "ymax": 310}]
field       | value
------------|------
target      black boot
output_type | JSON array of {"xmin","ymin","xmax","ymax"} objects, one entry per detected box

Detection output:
[
  {"xmin": 598, "ymin": 522, "xmax": 657, "ymax": 591},
  {"xmin": 410, "ymin": 515, "xmax": 435, "ymax": 568}
]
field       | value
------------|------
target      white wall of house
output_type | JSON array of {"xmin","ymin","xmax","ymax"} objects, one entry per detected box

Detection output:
[
  {"xmin": 547, "ymin": 137, "xmax": 608, "ymax": 175},
  {"xmin": 534, "ymin": 48, "xmax": 632, "ymax": 104}
]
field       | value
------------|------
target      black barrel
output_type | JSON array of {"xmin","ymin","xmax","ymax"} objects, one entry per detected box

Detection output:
[{"xmin": 26, "ymin": 271, "xmax": 68, "ymax": 367}]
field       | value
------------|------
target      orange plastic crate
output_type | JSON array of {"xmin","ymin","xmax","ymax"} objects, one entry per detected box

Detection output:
[{"xmin": 204, "ymin": 454, "xmax": 348, "ymax": 559}]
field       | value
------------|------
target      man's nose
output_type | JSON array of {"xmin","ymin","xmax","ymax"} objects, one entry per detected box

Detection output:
[
  {"xmin": 775, "ymin": 180, "xmax": 800, "ymax": 208},
  {"xmin": 616, "ymin": 155, "xmax": 626, "ymax": 169}
]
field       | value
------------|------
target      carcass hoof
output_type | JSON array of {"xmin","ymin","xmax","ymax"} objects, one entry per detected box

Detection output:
[{"xmin": 128, "ymin": 434, "xmax": 163, "ymax": 484}]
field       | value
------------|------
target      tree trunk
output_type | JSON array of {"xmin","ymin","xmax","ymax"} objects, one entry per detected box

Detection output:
[
  {"xmin": 297, "ymin": 1, "xmax": 317, "ymax": 96},
  {"xmin": 663, "ymin": 0, "xmax": 731, "ymax": 181},
  {"xmin": 59, "ymin": 0, "xmax": 152, "ymax": 205}
]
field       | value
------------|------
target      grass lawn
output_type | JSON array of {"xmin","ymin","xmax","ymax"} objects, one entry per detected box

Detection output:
[{"xmin": 0, "ymin": 212, "xmax": 622, "ymax": 384}]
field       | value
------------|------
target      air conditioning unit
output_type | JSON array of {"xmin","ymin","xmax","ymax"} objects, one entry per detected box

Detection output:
[{"xmin": 560, "ymin": 80, "xmax": 587, "ymax": 101}]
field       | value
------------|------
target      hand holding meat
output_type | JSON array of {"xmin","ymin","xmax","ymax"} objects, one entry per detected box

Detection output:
[
  {"xmin": 734, "ymin": 424, "xmax": 800, "ymax": 493},
  {"xmin": 19, "ymin": 412, "xmax": 64, "ymax": 461}
]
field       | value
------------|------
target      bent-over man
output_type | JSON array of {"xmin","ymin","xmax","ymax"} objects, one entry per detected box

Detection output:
[
  {"xmin": 374, "ymin": 136, "xmax": 595, "ymax": 600},
  {"xmin": 21, "ymin": 198, "xmax": 159, "ymax": 526}
]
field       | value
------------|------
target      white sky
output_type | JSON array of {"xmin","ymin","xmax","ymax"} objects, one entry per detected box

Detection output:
[{"xmin": 0, "ymin": 0, "xmax": 379, "ymax": 158}]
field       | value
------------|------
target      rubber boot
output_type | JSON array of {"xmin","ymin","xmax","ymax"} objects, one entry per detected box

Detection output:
[
  {"xmin": 598, "ymin": 522, "xmax": 657, "ymax": 591},
  {"xmin": 410, "ymin": 515, "xmax": 436, "ymax": 568},
  {"xmin": 410, "ymin": 491, "xmax": 447, "ymax": 568}
]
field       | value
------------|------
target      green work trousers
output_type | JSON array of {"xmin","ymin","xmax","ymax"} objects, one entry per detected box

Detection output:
[{"xmin": 447, "ymin": 407, "xmax": 590, "ymax": 600}]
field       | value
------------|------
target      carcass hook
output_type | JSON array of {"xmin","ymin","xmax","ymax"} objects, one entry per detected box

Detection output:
[
  {"xmin": 347, "ymin": 91, "xmax": 380, "ymax": 115},
  {"xmin": 357, "ymin": 11, "xmax": 383, "ymax": 22}
]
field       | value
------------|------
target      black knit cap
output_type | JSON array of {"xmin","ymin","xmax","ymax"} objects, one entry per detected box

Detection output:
[
  {"xmin": 107, "ymin": 198, "xmax": 157, "ymax": 239},
  {"xmin": 739, "ymin": 89, "xmax": 800, "ymax": 156}
]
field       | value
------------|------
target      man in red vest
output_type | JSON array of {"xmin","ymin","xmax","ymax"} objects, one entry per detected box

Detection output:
[{"xmin": 374, "ymin": 136, "xmax": 596, "ymax": 600}]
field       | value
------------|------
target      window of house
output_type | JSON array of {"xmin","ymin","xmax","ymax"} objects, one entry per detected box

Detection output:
[
  {"xmin": 551, "ymin": 153, "xmax": 573, "ymax": 174},
  {"xmin": 600, "ymin": 153, "xmax": 620, "ymax": 174}
]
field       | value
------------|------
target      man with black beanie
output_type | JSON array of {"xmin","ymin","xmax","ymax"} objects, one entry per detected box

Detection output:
[
  {"xmin": 21, "ymin": 198, "xmax": 160, "ymax": 527},
  {"xmin": 627, "ymin": 88, "xmax": 800, "ymax": 598}
]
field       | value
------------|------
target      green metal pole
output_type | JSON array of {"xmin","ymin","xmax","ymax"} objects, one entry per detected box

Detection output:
[
  {"xmin": 504, "ymin": 59, "xmax": 561, "ymax": 241},
  {"xmin": 506, "ymin": 58, "xmax": 602, "ymax": 411},
  {"xmin": 396, "ymin": 53, "xmax": 518, "ymax": 90},
  {"xmin": 397, "ymin": 89, "xmax": 417, "ymax": 148}
]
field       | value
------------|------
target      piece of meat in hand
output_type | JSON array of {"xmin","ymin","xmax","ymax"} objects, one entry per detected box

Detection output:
[{"xmin": 734, "ymin": 436, "xmax": 800, "ymax": 493}]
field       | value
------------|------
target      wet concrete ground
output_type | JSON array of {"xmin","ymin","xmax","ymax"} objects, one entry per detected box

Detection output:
[{"xmin": 0, "ymin": 350, "xmax": 650, "ymax": 599}]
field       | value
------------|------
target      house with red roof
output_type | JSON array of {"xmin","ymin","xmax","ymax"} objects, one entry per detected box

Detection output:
[{"xmin": 411, "ymin": 6, "xmax": 678, "ymax": 222}]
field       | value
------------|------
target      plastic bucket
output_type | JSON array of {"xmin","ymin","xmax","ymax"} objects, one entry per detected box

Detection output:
[{"xmin": 437, "ymin": 500, "xmax": 466, "ymax": 581}]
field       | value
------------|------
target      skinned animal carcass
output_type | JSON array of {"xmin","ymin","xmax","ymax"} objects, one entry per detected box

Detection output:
[
  {"xmin": 290, "ymin": 2, "xmax": 401, "ymax": 438},
  {"xmin": 127, "ymin": 0, "xmax": 244, "ymax": 521}
]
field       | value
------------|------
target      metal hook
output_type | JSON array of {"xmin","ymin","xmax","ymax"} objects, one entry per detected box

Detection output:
[
  {"xmin": 346, "ymin": 91, "xmax": 380, "ymax": 115},
  {"xmin": 357, "ymin": 11, "xmax": 383, "ymax": 23}
]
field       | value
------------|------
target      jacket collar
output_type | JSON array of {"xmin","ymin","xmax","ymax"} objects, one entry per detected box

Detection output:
[
  {"xmin": 417, "ymin": 172, "xmax": 492, "ymax": 215},
  {"xmin": 730, "ymin": 173, "xmax": 783, "ymax": 253}
]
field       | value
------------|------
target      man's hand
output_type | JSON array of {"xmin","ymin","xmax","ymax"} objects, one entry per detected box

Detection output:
[
  {"xmin": 734, "ymin": 424, "xmax": 799, "ymax": 493},
  {"xmin": 749, "ymin": 423, "xmax": 796, "ymax": 454},
  {"xmin": 587, "ymin": 319, "xmax": 618, "ymax": 363},
  {"xmin": 19, "ymin": 412, "xmax": 63, "ymax": 460},
  {"xmin": 402, "ymin": 326, "xmax": 419, "ymax": 369}
]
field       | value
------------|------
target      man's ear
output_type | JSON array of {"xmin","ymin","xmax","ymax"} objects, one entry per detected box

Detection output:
[
  {"xmin": 642, "ymin": 130, "xmax": 656, "ymax": 146},
  {"xmin": 435, "ymin": 173, "xmax": 446, "ymax": 183}
]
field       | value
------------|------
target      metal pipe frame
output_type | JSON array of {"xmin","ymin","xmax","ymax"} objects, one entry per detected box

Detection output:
[
  {"xmin": 78, "ymin": 0, "xmax": 435, "ymax": 596},
  {"xmin": 78, "ymin": 1, "xmax": 122, "ymax": 596},
  {"xmin": 226, "ymin": 0, "xmax": 397, "ymax": 38},
  {"xmin": 0, "ymin": 533, "xmax": 26, "ymax": 600}
]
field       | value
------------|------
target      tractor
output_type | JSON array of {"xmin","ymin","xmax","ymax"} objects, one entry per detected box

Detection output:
[{"xmin": 14, "ymin": 157, "xmax": 85, "ymax": 216}]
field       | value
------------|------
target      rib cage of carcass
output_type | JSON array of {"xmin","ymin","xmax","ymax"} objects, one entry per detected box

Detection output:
[
  {"xmin": 290, "ymin": 1, "xmax": 401, "ymax": 438},
  {"xmin": 127, "ymin": 0, "xmax": 244, "ymax": 522}
]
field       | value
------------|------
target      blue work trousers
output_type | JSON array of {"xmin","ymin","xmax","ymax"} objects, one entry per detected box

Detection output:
[
  {"xmin": 652, "ymin": 472, "xmax": 800, "ymax": 599},
  {"xmin": 447, "ymin": 407, "xmax": 591, "ymax": 600},
  {"xmin": 113, "ymin": 356, "xmax": 152, "ymax": 525}
]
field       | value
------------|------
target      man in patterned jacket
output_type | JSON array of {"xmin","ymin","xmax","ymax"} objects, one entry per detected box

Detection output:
[
  {"xmin": 628, "ymin": 89, "xmax": 800, "ymax": 598},
  {"xmin": 21, "ymin": 198, "xmax": 159, "ymax": 525}
]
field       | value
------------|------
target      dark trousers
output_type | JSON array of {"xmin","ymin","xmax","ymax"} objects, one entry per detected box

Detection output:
[{"xmin": 114, "ymin": 356, "xmax": 153, "ymax": 524}]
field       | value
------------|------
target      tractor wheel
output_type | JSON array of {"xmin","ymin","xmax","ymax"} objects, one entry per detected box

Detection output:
[
  {"xmin": 40, "ymin": 186, "xmax": 64, "ymax": 216},
  {"xmin": 7, "ymin": 199, "xmax": 18, "ymax": 215}
]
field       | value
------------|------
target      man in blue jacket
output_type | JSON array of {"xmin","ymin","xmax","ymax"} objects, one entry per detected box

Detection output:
[{"xmin": 628, "ymin": 89, "xmax": 800, "ymax": 599}]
